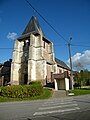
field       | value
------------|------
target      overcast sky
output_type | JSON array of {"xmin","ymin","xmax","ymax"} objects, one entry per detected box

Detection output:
[{"xmin": 0, "ymin": 0, "xmax": 90, "ymax": 70}]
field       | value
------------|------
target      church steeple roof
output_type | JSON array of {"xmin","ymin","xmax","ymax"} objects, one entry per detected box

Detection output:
[{"xmin": 22, "ymin": 16, "xmax": 45, "ymax": 36}]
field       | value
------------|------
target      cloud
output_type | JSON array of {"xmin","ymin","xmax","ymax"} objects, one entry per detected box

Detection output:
[
  {"xmin": 7, "ymin": 32, "xmax": 17, "ymax": 40},
  {"xmin": 67, "ymin": 50, "xmax": 90, "ymax": 70}
]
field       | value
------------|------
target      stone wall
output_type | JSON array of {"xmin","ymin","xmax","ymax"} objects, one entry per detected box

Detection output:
[
  {"xmin": 11, "ymin": 33, "xmax": 58, "ymax": 85},
  {"xmin": 11, "ymin": 39, "xmax": 23, "ymax": 85}
]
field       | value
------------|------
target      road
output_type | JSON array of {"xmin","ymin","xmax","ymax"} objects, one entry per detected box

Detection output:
[{"xmin": 0, "ymin": 95, "xmax": 90, "ymax": 120}]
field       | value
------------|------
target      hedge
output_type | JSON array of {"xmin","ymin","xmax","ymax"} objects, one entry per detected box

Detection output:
[{"xmin": 0, "ymin": 81, "xmax": 43, "ymax": 98}]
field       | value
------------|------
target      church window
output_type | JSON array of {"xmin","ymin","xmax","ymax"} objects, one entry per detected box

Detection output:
[
  {"xmin": 54, "ymin": 66, "xmax": 56, "ymax": 72},
  {"xmin": 24, "ymin": 40, "xmax": 30, "ymax": 47},
  {"xmin": 43, "ymin": 41, "xmax": 45, "ymax": 48},
  {"xmin": 59, "ymin": 69, "xmax": 62, "ymax": 73}
]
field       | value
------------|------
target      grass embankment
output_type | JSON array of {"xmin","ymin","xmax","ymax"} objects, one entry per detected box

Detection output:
[
  {"xmin": 68, "ymin": 88, "xmax": 90, "ymax": 96},
  {"xmin": 0, "ymin": 88, "xmax": 52, "ymax": 102}
]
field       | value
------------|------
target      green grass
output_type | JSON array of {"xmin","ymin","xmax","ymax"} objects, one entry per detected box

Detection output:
[
  {"xmin": 68, "ymin": 88, "xmax": 90, "ymax": 96},
  {"xmin": 0, "ymin": 88, "xmax": 52, "ymax": 102}
]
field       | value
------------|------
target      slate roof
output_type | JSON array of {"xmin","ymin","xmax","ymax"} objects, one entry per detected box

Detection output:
[
  {"xmin": 18, "ymin": 16, "xmax": 45, "ymax": 40},
  {"xmin": 55, "ymin": 58, "xmax": 70, "ymax": 70}
]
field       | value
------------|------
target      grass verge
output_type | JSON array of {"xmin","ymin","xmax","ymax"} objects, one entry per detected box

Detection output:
[
  {"xmin": 68, "ymin": 88, "xmax": 90, "ymax": 96},
  {"xmin": 0, "ymin": 88, "xmax": 52, "ymax": 102}
]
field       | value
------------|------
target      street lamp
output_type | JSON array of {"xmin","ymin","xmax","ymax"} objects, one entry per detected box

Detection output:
[{"xmin": 68, "ymin": 37, "xmax": 73, "ymax": 90}]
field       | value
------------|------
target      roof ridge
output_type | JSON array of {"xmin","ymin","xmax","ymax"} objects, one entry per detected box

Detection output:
[{"xmin": 55, "ymin": 58, "xmax": 70, "ymax": 70}]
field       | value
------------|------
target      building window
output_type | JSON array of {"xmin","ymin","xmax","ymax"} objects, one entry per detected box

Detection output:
[
  {"xmin": 54, "ymin": 66, "xmax": 56, "ymax": 72},
  {"xmin": 43, "ymin": 41, "xmax": 45, "ymax": 48},
  {"xmin": 59, "ymin": 69, "xmax": 62, "ymax": 73},
  {"xmin": 24, "ymin": 40, "xmax": 30, "ymax": 47}
]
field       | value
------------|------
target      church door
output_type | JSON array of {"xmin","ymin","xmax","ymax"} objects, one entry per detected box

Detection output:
[{"xmin": 24, "ymin": 74, "xmax": 28, "ymax": 84}]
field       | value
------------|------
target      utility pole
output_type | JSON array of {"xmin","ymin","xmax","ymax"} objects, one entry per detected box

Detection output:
[{"xmin": 68, "ymin": 37, "xmax": 73, "ymax": 90}]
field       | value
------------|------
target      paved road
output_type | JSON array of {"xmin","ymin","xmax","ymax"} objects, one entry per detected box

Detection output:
[{"xmin": 0, "ymin": 95, "xmax": 90, "ymax": 120}]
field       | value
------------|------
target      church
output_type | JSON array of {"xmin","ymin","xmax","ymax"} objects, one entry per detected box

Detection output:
[{"xmin": 11, "ymin": 16, "xmax": 70, "ymax": 90}]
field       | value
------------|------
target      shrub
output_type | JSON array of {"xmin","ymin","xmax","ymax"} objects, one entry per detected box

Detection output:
[
  {"xmin": 26, "ymin": 81, "xmax": 43, "ymax": 97},
  {"xmin": 0, "ymin": 81, "xmax": 43, "ymax": 98},
  {"xmin": 0, "ymin": 86, "xmax": 11, "ymax": 97},
  {"xmin": 29, "ymin": 81, "xmax": 41, "ymax": 85}
]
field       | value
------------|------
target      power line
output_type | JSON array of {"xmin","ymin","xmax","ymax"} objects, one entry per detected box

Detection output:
[
  {"xmin": 25, "ymin": 0, "xmax": 69, "ymax": 43},
  {"xmin": 54, "ymin": 44, "xmax": 66, "ymax": 46},
  {"xmin": 0, "ymin": 44, "xmax": 90, "ymax": 50},
  {"xmin": 71, "ymin": 44, "xmax": 90, "ymax": 48}
]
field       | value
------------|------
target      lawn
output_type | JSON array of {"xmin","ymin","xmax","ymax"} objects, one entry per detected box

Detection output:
[
  {"xmin": 0, "ymin": 88, "xmax": 52, "ymax": 102},
  {"xmin": 68, "ymin": 88, "xmax": 90, "ymax": 96}
]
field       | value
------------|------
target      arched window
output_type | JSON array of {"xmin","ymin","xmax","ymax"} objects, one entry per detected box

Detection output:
[{"xmin": 24, "ymin": 40, "xmax": 30, "ymax": 47}]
